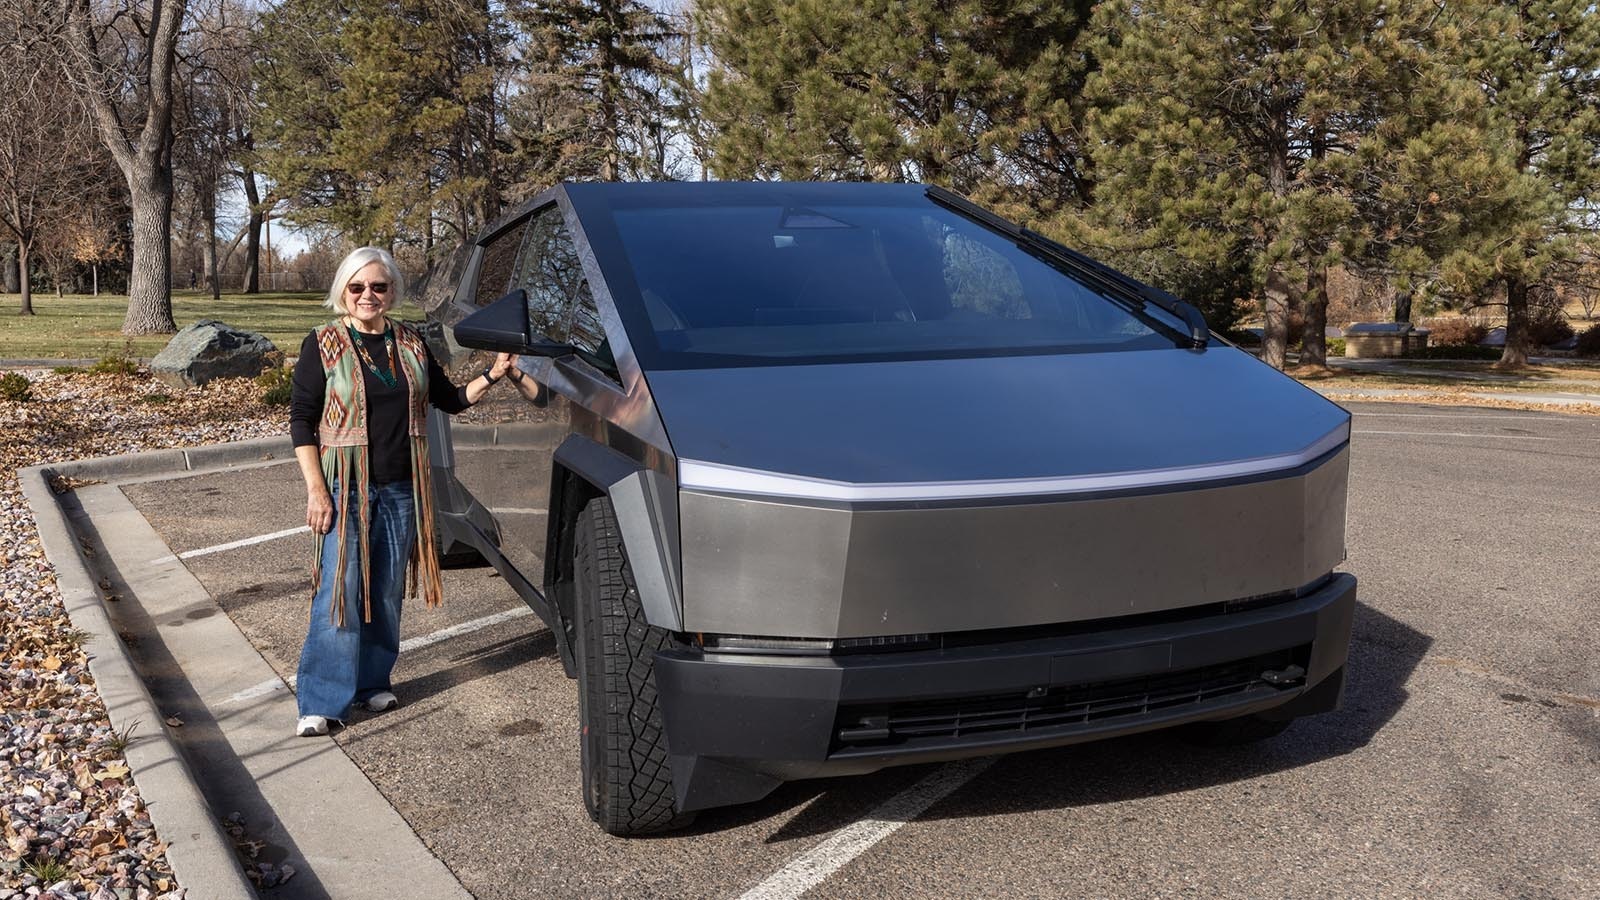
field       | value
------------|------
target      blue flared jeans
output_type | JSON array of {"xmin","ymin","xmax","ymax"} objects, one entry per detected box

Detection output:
[{"xmin": 296, "ymin": 480, "xmax": 415, "ymax": 720}]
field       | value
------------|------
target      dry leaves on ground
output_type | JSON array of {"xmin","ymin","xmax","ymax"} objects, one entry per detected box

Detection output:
[{"xmin": 1, "ymin": 367, "xmax": 285, "ymax": 899}]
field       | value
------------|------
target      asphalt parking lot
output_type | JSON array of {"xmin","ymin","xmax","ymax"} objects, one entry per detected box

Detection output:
[{"xmin": 109, "ymin": 402, "xmax": 1599, "ymax": 899}]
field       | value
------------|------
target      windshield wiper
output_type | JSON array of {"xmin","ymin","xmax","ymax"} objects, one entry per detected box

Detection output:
[{"xmin": 924, "ymin": 185, "xmax": 1209, "ymax": 349}]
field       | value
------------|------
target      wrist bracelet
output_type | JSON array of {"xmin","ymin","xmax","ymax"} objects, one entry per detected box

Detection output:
[{"xmin": 481, "ymin": 365, "xmax": 499, "ymax": 385}]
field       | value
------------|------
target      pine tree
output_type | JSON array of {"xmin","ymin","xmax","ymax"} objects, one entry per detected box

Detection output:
[
  {"xmin": 694, "ymin": 0, "xmax": 1096, "ymax": 215},
  {"xmin": 503, "ymin": 0, "xmax": 687, "ymax": 188},
  {"xmin": 254, "ymin": 0, "xmax": 506, "ymax": 246},
  {"xmin": 1083, "ymin": 0, "xmax": 1476, "ymax": 369},
  {"xmin": 1447, "ymin": 0, "xmax": 1600, "ymax": 368}
]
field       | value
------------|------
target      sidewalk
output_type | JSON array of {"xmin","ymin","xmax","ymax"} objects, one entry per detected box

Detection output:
[
  {"xmin": 1311, "ymin": 385, "xmax": 1600, "ymax": 409},
  {"xmin": 20, "ymin": 443, "xmax": 474, "ymax": 900}
]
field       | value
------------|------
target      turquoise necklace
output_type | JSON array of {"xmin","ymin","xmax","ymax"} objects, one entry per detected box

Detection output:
[{"xmin": 346, "ymin": 320, "xmax": 399, "ymax": 389}]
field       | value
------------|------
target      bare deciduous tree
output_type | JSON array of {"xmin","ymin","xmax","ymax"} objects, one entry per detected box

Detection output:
[
  {"xmin": 55, "ymin": 0, "xmax": 190, "ymax": 334},
  {"xmin": 0, "ymin": 9, "xmax": 100, "ymax": 315}
]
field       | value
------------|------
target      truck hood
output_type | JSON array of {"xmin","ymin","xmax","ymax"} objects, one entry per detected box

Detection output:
[{"xmin": 644, "ymin": 345, "xmax": 1349, "ymax": 499}]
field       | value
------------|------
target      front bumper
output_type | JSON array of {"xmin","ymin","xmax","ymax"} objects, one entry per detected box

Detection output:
[{"xmin": 654, "ymin": 573, "xmax": 1356, "ymax": 812}]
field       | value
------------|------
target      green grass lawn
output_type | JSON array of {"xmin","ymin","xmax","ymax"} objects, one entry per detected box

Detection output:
[{"xmin": 0, "ymin": 291, "xmax": 429, "ymax": 359}]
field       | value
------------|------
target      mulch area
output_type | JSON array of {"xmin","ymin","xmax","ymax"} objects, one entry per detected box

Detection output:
[{"xmin": 2, "ymin": 368, "xmax": 285, "ymax": 900}]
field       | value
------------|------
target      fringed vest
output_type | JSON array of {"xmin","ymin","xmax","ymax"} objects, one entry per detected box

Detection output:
[{"xmin": 310, "ymin": 319, "xmax": 444, "ymax": 626}]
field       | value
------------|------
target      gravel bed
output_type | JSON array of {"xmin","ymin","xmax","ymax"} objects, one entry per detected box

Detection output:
[{"xmin": 1, "ymin": 367, "xmax": 286, "ymax": 899}]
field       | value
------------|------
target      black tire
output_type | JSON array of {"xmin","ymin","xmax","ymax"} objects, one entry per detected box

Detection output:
[
  {"xmin": 1180, "ymin": 713, "xmax": 1294, "ymax": 747},
  {"xmin": 573, "ymin": 496, "xmax": 694, "ymax": 835}
]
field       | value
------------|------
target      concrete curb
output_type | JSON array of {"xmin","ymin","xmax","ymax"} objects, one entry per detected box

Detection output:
[
  {"xmin": 49, "ymin": 436, "xmax": 294, "ymax": 482},
  {"xmin": 0, "ymin": 359, "xmax": 120, "ymax": 369},
  {"xmin": 18, "ymin": 464, "xmax": 256, "ymax": 900}
]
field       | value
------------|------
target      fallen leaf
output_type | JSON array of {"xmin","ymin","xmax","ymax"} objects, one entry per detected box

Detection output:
[
  {"xmin": 163, "ymin": 715, "xmax": 183, "ymax": 728},
  {"xmin": 91, "ymin": 764, "xmax": 129, "ymax": 780},
  {"xmin": 41, "ymin": 655, "xmax": 62, "ymax": 670}
]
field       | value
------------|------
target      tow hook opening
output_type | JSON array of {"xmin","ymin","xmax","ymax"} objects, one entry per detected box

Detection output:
[{"xmin": 1260, "ymin": 664, "xmax": 1307, "ymax": 687}]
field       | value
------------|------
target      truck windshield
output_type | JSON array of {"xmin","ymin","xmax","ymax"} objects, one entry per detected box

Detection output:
[{"xmin": 592, "ymin": 194, "xmax": 1188, "ymax": 369}]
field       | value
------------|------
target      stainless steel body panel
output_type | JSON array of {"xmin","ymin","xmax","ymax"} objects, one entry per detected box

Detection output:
[
  {"xmin": 551, "ymin": 435, "xmax": 684, "ymax": 630},
  {"xmin": 680, "ymin": 447, "xmax": 1349, "ymax": 638},
  {"xmin": 645, "ymin": 346, "xmax": 1345, "ymax": 484},
  {"xmin": 439, "ymin": 190, "xmax": 679, "ymax": 626},
  {"xmin": 449, "ymin": 392, "xmax": 570, "ymax": 579}
]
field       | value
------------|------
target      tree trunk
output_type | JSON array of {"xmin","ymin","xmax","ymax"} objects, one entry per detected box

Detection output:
[
  {"xmin": 2, "ymin": 244, "xmax": 18, "ymax": 293},
  {"xmin": 203, "ymin": 197, "xmax": 219, "ymax": 301},
  {"xmin": 1261, "ymin": 265, "xmax": 1292, "ymax": 369},
  {"xmin": 1260, "ymin": 114, "xmax": 1292, "ymax": 370},
  {"xmin": 242, "ymin": 171, "xmax": 263, "ymax": 293},
  {"xmin": 598, "ymin": 8, "xmax": 619, "ymax": 181},
  {"xmin": 424, "ymin": 202, "xmax": 435, "ymax": 282},
  {"xmin": 1300, "ymin": 265, "xmax": 1328, "ymax": 368},
  {"xmin": 1499, "ymin": 275, "xmax": 1531, "ymax": 369},
  {"xmin": 92, "ymin": 264, "xmax": 99, "ymax": 297},
  {"xmin": 123, "ymin": 169, "xmax": 178, "ymax": 335},
  {"xmin": 16, "ymin": 242, "xmax": 32, "ymax": 315}
]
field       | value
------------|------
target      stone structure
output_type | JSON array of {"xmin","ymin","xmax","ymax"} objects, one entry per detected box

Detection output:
[
  {"xmin": 151, "ymin": 320, "xmax": 280, "ymax": 389},
  {"xmin": 1343, "ymin": 322, "xmax": 1430, "ymax": 359}
]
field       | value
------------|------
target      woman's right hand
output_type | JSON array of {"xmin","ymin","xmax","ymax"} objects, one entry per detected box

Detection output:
[{"xmin": 307, "ymin": 490, "xmax": 335, "ymax": 534}]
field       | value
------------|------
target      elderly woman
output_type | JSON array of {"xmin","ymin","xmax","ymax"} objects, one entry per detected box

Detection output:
[{"xmin": 288, "ymin": 246, "xmax": 521, "ymax": 737}]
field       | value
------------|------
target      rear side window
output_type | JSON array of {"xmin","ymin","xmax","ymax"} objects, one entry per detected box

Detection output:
[{"xmin": 474, "ymin": 219, "xmax": 528, "ymax": 308}]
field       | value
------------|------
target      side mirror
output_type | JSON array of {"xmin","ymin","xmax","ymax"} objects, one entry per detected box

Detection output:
[{"xmin": 453, "ymin": 288, "xmax": 577, "ymax": 359}]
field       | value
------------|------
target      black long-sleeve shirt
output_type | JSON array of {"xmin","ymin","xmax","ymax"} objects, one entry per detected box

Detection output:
[{"xmin": 290, "ymin": 329, "xmax": 470, "ymax": 484}]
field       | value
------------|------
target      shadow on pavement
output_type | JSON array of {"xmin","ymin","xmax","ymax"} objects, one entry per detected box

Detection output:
[
  {"xmin": 62, "ymin": 491, "xmax": 335, "ymax": 900},
  {"xmin": 390, "ymin": 630, "xmax": 556, "ymax": 705}
]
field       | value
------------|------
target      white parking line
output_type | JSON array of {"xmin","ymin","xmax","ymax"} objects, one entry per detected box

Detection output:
[
  {"xmin": 223, "ymin": 606, "xmax": 536, "ymax": 705},
  {"xmin": 737, "ymin": 757, "xmax": 996, "ymax": 900},
  {"xmin": 153, "ymin": 511, "xmax": 544, "ymax": 566},
  {"xmin": 150, "ymin": 525, "xmax": 311, "ymax": 565},
  {"xmin": 1352, "ymin": 429, "xmax": 1572, "ymax": 441}
]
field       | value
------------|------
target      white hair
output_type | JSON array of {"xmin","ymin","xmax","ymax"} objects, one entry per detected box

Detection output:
[{"xmin": 324, "ymin": 247, "xmax": 406, "ymax": 312}]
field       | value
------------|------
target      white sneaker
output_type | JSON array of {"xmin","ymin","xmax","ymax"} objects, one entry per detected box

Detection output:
[
  {"xmin": 362, "ymin": 691, "xmax": 398, "ymax": 712},
  {"xmin": 296, "ymin": 715, "xmax": 330, "ymax": 737}
]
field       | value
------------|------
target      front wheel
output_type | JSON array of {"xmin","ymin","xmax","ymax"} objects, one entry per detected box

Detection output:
[{"xmin": 573, "ymin": 496, "xmax": 695, "ymax": 835}]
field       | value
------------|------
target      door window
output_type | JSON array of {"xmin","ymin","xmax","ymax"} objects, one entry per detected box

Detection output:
[
  {"xmin": 509, "ymin": 204, "xmax": 623, "ymax": 387},
  {"xmin": 512, "ymin": 204, "xmax": 587, "ymax": 341}
]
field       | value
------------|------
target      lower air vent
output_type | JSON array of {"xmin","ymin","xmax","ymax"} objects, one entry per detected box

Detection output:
[{"xmin": 832, "ymin": 648, "xmax": 1305, "ymax": 751}]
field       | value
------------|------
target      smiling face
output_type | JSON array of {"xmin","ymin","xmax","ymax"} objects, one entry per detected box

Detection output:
[{"xmin": 341, "ymin": 261, "xmax": 394, "ymax": 331}]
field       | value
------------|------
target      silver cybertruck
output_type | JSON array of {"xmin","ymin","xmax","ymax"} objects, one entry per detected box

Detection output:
[{"xmin": 427, "ymin": 182, "xmax": 1356, "ymax": 836}]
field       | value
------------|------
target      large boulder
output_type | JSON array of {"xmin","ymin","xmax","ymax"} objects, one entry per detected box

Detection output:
[{"xmin": 151, "ymin": 319, "xmax": 280, "ymax": 389}]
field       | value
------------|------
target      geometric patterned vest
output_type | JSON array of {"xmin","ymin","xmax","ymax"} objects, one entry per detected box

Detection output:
[{"xmin": 309, "ymin": 318, "xmax": 444, "ymax": 625}]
